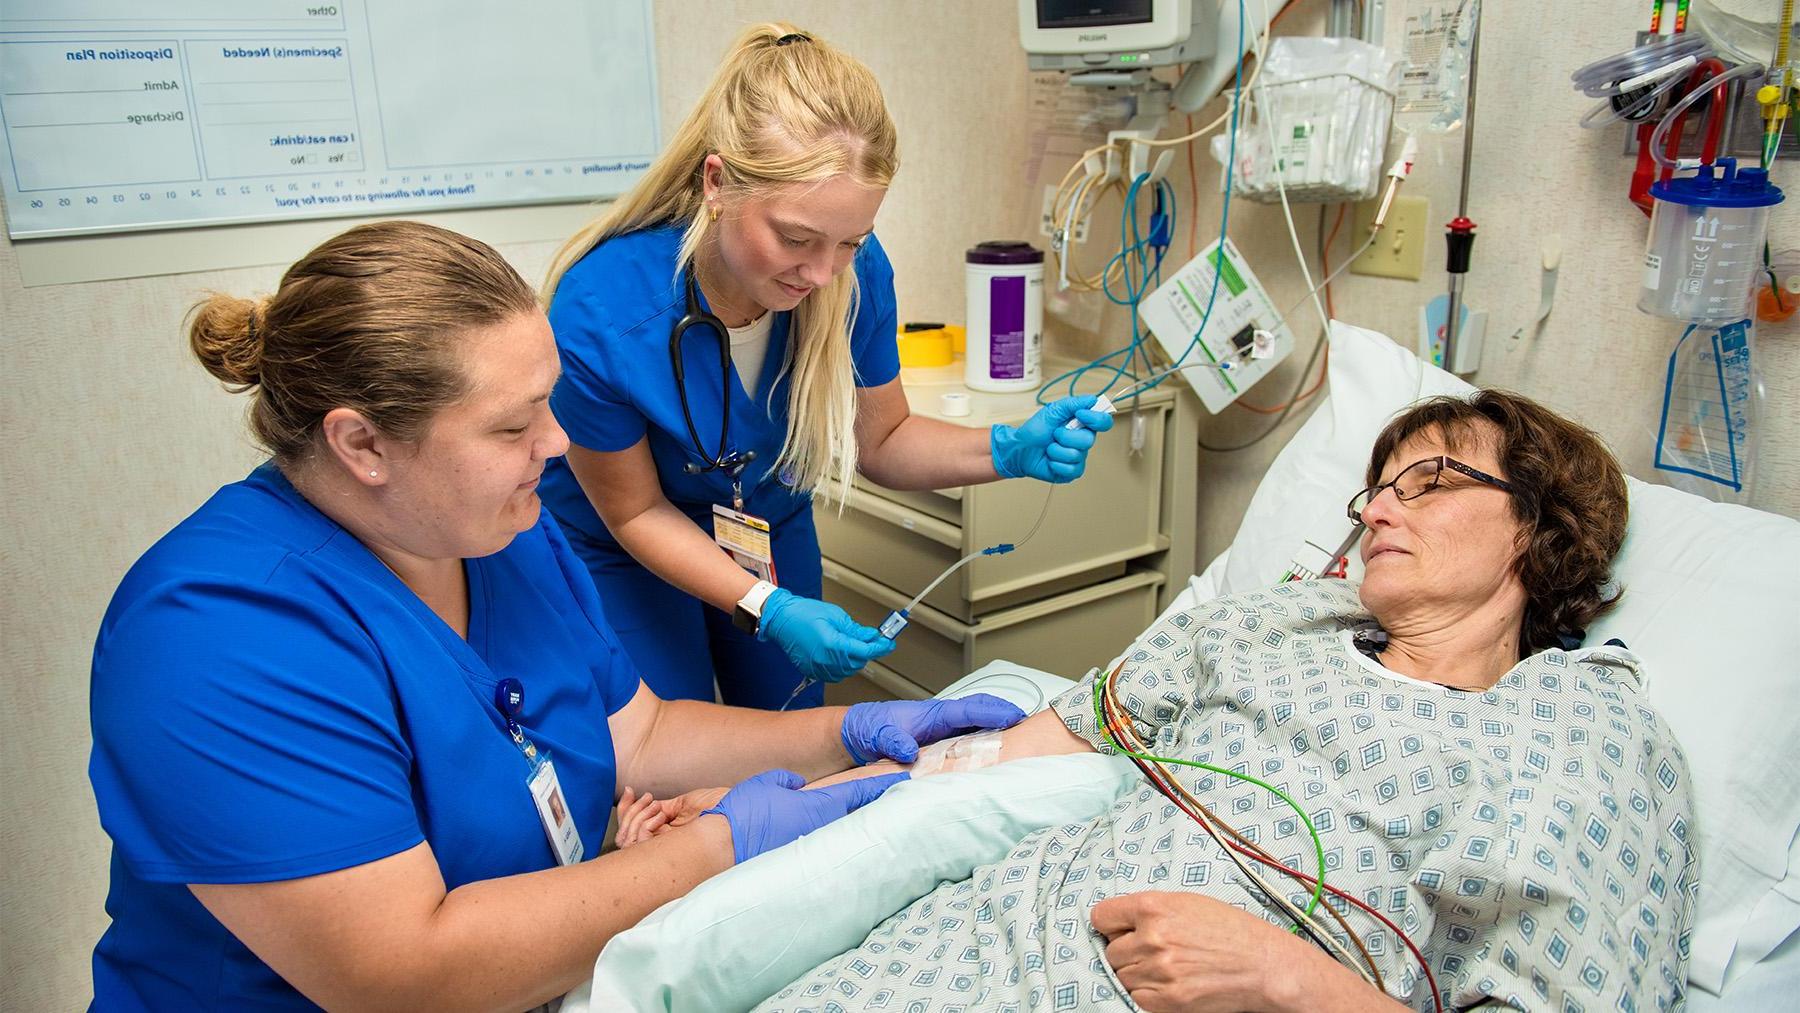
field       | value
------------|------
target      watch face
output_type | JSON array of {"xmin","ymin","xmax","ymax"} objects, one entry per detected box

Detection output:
[{"xmin": 732, "ymin": 605, "xmax": 758, "ymax": 634}]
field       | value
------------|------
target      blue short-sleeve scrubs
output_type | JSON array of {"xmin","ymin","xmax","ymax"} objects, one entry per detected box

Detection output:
[
  {"xmin": 88, "ymin": 463, "xmax": 642, "ymax": 1010},
  {"xmin": 541, "ymin": 225, "xmax": 901, "ymax": 709}
]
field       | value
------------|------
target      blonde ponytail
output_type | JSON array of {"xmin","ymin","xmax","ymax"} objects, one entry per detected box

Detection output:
[{"xmin": 543, "ymin": 22, "xmax": 898, "ymax": 501}]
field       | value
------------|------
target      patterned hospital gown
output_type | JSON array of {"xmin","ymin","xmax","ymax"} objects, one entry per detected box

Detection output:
[{"xmin": 757, "ymin": 581, "xmax": 1698, "ymax": 1012}]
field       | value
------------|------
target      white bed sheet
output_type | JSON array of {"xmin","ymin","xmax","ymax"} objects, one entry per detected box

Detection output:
[
  {"xmin": 562, "ymin": 665, "xmax": 1102, "ymax": 1013},
  {"xmin": 1685, "ymin": 927, "xmax": 1800, "ymax": 1010}
]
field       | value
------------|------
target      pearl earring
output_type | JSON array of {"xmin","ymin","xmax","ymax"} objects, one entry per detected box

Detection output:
[{"xmin": 369, "ymin": 470, "xmax": 378, "ymax": 478}]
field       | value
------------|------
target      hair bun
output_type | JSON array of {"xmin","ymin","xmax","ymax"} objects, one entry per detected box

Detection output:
[{"xmin": 188, "ymin": 292, "xmax": 264, "ymax": 389}]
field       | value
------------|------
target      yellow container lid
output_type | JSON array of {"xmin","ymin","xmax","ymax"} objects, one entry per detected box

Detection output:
[{"xmin": 896, "ymin": 323, "xmax": 963, "ymax": 368}]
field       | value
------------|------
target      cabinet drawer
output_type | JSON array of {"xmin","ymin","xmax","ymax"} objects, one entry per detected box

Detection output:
[
  {"xmin": 852, "ymin": 482, "xmax": 962, "ymax": 525},
  {"xmin": 816, "ymin": 399, "xmax": 1170, "ymax": 619},
  {"xmin": 822, "ymin": 559, "xmax": 1163, "ymax": 695},
  {"xmin": 815, "ymin": 495, "xmax": 1123, "ymax": 621}
]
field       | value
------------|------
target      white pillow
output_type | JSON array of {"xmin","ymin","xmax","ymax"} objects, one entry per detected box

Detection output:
[
  {"xmin": 1220, "ymin": 321, "xmax": 1471, "ymax": 593},
  {"xmin": 1215, "ymin": 320, "xmax": 1800, "ymax": 993},
  {"xmin": 563, "ymin": 668, "xmax": 1140, "ymax": 1013}
]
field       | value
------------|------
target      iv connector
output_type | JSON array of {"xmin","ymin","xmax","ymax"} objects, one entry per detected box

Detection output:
[
  {"xmin": 1064, "ymin": 393, "xmax": 1116, "ymax": 429},
  {"xmin": 879, "ymin": 610, "xmax": 909, "ymax": 639}
]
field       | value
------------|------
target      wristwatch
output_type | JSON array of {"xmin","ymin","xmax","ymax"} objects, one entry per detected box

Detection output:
[{"xmin": 731, "ymin": 580, "xmax": 779, "ymax": 635}]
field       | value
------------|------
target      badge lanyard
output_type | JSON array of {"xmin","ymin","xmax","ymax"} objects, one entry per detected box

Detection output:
[{"xmin": 494, "ymin": 678, "xmax": 583, "ymax": 866}]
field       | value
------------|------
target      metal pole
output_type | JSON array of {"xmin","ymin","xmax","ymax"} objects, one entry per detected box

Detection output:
[
  {"xmin": 1328, "ymin": 0, "xmax": 1355, "ymax": 37},
  {"xmin": 1361, "ymin": 0, "xmax": 1387, "ymax": 48},
  {"xmin": 1454, "ymin": 10, "xmax": 1481, "ymax": 220},
  {"xmin": 1443, "ymin": 0, "xmax": 1483, "ymax": 371}
]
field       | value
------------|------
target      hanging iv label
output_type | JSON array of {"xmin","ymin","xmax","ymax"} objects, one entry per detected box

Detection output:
[{"xmin": 1397, "ymin": 0, "xmax": 1480, "ymax": 127}]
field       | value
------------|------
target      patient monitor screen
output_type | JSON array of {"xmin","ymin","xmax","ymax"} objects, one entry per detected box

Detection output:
[{"xmin": 1036, "ymin": 0, "xmax": 1155, "ymax": 30}]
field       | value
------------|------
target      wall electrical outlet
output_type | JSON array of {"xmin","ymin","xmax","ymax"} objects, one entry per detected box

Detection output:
[
  {"xmin": 1040, "ymin": 183, "xmax": 1090, "ymax": 244},
  {"xmin": 1350, "ymin": 195, "xmax": 1428, "ymax": 281}
]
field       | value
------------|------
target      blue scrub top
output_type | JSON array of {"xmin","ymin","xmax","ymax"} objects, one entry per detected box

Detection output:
[
  {"xmin": 88, "ymin": 463, "xmax": 641, "ymax": 1010},
  {"xmin": 539, "ymin": 224, "xmax": 902, "ymax": 548}
]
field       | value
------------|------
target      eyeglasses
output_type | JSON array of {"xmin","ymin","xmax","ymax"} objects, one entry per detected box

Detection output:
[{"xmin": 1346, "ymin": 456, "xmax": 1517, "ymax": 525}]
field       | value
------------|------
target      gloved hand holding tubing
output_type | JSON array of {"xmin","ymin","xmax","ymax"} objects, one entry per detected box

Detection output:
[
  {"xmin": 756, "ymin": 589, "xmax": 895, "ymax": 683},
  {"xmin": 990, "ymin": 395, "xmax": 1115, "ymax": 483}
]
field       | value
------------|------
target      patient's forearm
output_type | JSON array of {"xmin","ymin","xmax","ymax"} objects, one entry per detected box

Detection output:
[{"xmin": 807, "ymin": 710, "xmax": 1092, "ymax": 789}]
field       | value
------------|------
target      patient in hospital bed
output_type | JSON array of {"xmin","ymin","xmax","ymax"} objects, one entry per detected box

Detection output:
[{"xmin": 639, "ymin": 390, "xmax": 1699, "ymax": 1012}]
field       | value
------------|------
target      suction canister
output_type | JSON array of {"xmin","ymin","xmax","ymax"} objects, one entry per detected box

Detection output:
[{"xmin": 1639, "ymin": 158, "xmax": 1784, "ymax": 323}]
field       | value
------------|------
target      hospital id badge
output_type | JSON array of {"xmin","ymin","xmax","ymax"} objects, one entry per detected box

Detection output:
[
  {"xmin": 528, "ymin": 758, "xmax": 583, "ymax": 866},
  {"xmin": 712, "ymin": 503, "xmax": 777, "ymax": 585}
]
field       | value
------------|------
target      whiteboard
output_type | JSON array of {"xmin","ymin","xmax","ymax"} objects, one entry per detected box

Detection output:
[{"xmin": 0, "ymin": 0, "xmax": 659, "ymax": 238}]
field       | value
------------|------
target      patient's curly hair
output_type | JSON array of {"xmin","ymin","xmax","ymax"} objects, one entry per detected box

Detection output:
[{"xmin": 1366, "ymin": 390, "xmax": 1629, "ymax": 656}]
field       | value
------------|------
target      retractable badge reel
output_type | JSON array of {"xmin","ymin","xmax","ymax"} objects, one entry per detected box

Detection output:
[{"xmin": 495, "ymin": 678, "xmax": 583, "ymax": 865}]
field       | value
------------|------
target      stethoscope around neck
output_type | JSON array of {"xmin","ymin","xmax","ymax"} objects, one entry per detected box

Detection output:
[{"xmin": 670, "ymin": 268, "xmax": 758, "ymax": 482}]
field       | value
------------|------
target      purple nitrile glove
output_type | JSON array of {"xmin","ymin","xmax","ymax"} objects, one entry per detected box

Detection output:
[
  {"xmin": 840, "ymin": 693, "xmax": 1028, "ymax": 765},
  {"xmin": 702, "ymin": 768, "xmax": 909, "ymax": 864}
]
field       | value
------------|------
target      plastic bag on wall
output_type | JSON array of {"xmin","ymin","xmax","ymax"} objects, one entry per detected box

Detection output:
[{"xmin": 1653, "ymin": 318, "xmax": 1763, "ymax": 502}]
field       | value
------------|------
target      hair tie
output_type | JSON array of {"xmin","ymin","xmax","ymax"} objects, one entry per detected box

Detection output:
[
  {"xmin": 246, "ymin": 304, "xmax": 258, "ymax": 345},
  {"xmin": 774, "ymin": 32, "xmax": 811, "ymax": 46}
]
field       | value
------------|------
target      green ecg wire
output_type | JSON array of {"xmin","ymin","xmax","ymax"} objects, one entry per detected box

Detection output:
[{"xmin": 1090, "ymin": 678, "xmax": 1329, "ymax": 924}]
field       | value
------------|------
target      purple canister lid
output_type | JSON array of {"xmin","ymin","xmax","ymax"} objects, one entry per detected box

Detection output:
[{"xmin": 966, "ymin": 240, "xmax": 1044, "ymax": 265}]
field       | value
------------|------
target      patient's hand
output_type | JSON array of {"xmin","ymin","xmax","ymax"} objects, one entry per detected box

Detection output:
[
  {"xmin": 807, "ymin": 708, "xmax": 1093, "ymax": 790},
  {"xmin": 614, "ymin": 785, "xmax": 728, "ymax": 849}
]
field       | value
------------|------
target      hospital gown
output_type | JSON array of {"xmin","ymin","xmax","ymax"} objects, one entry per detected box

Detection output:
[{"xmin": 757, "ymin": 580, "xmax": 1698, "ymax": 1012}]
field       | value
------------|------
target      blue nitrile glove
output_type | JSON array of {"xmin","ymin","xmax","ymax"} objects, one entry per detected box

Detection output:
[
  {"xmin": 990, "ymin": 395, "xmax": 1115, "ymax": 483},
  {"xmin": 702, "ymin": 768, "xmax": 909, "ymax": 863},
  {"xmin": 756, "ymin": 589, "xmax": 896, "ymax": 683},
  {"xmin": 841, "ymin": 693, "xmax": 1028, "ymax": 765}
]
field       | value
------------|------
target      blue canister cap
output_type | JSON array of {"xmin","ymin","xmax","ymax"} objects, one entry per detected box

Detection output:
[
  {"xmin": 1649, "ymin": 157, "xmax": 1785, "ymax": 209},
  {"xmin": 966, "ymin": 240, "xmax": 1044, "ymax": 265}
]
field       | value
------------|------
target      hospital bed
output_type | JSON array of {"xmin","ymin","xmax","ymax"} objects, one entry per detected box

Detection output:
[{"xmin": 563, "ymin": 323, "xmax": 1800, "ymax": 1012}]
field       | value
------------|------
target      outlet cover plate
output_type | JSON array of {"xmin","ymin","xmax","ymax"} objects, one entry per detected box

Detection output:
[{"xmin": 1351, "ymin": 195, "xmax": 1428, "ymax": 281}]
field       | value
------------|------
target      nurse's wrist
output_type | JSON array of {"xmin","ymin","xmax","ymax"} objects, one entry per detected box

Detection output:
[
  {"xmin": 989, "ymin": 424, "xmax": 1019, "ymax": 479},
  {"xmin": 731, "ymin": 580, "xmax": 779, "ymax": 635},
  {"xmin": 686, "ymin": 812, "xmax": 735, "ymax": 871},
  {"xmin": 710, "ymin": 568, "xmax": 762, "ymax": 614}
]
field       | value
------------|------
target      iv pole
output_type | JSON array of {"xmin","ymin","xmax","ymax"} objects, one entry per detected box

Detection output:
[{"xmin": 1442, "ymin": 1, "xmax": 1483, "ymax": 371}]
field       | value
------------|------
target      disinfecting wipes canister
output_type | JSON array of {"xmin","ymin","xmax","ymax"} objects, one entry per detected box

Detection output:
[{"xmin": 965, "ymin": 241, "xmax": 1044, "ymax": 393}]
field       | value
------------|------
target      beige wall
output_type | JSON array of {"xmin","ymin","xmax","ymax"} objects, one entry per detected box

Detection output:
[
  {"xmin": 2, "ymin": 1, "xmax": 1795, "ymax": 1009},
  {"xmin": 1182, "ymin": 0, "xmax": 1800, "ymax": 555}
]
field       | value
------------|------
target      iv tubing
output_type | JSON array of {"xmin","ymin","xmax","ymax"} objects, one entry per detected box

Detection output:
[
  {"xmin": 903, "ymin": 549, "xmax": 991, "ymax": 615},
  {"xmin": 1648, "ymin": 61, "xmax": 1765, "ymax": 168},
  {"xmin": 899, "ymin": 486, "xmax": 1058, "ymax": 616},
  {"xmin": 1569, "ymin": 31, "xmax": 1714, "ymax": 129},
  {"xmin": 1571, "ymin": 33, "xmax": 1712, "ymax": 97}
]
